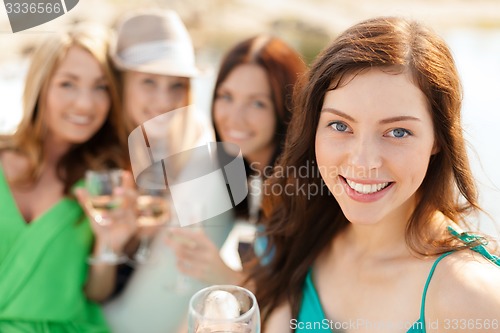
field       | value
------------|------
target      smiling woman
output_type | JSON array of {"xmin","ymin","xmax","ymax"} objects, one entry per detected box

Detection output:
[
  {"xmin": 316, "ymin": 68, "xmax": 438, "ymax": 223},
  {"xmin": 213, "ymin": 63, "xmax": 277, "ymax": 171},
  {"xmin": 164, "ymin": 36, "xmax": 307, "ymax": 290},
  {"xmin": 44, "ymin": 46, "xmax": 111, "ymax": 148},
  {"xmin": 0, "ymin": 23, "xmax": 126, "ymax": 332},
  {"xmin": 251, "ymin": 17, "xmax": 500, "ymax": 333}
]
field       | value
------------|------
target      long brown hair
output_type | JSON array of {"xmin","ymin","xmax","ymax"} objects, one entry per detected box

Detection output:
[
  {"xmin": 1, "ymin": 23, "xmax": 127, "ymax": 194},
  {"xmin": 212, "ymin": 35, "xmax": 307, "ymax": 218},
  {"xmin": 252, "ymin": 17, "xmax": 481, "ymax": 322}
]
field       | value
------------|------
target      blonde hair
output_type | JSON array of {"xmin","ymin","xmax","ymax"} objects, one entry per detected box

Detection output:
[{"xmin": 2, "ymin": 23, "xmax": 127, "ymax": 193}]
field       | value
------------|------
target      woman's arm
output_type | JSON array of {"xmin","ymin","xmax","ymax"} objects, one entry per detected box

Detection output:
[
  {"xmin": 76, "ymin": 171, "xmax": 137, "ymax": 302},
  {"xmin": 264, "ymin": 301, "xmax": 293, "ymax": 333}
]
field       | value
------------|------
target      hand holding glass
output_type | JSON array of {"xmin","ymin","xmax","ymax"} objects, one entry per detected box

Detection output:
[
  {"xmin": 85, "ymin": 169, "xmax": 128, "ymax": 264},
  {"xmin": 167, "ymin": 202, "xmax": 204, "ymax": 292},
  {"xmin": 133, "ymin": 188, "xmax": 171, "ymax": 264}
]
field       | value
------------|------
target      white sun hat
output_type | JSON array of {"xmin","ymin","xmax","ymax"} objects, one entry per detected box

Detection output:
[{"xmin": 110, "ymin": 9, "xmax": 199, "ymax": 78}]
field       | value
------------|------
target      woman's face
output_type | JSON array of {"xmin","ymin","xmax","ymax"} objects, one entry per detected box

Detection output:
[
  {"xmin": 123, "ymin": 71, "xmax": 190, "ymax": 127},
  {"xmin": 213, "ymin": 64, "xmax": 277, "ymax": 167},
  {"xmin": 44, "ymin": 46, "xmax": 110, "ymax": 148},
  {"xmin": 315, "ymin": 68, "xmax": 437, "ymax": 226}
]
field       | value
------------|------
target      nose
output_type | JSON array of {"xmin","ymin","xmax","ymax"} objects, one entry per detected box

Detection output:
[
  {"xmin": 224, "ymin": 102, "xmax": 247, "ymax": 127},
  {"xmin": 348, "ymin": 135, "xmax": 382, "ymax": 174},
  {"xmin": 74, "ymin": 88, "xmax": 94, "ymax": 111},
  {"xmin": 151, "ymin": 90, "xmax": 179, "ymax": 116}
]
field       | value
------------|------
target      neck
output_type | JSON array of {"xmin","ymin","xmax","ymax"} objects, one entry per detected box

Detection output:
[
  {"xmin": 43, "ymin": 135, "xmax": 72, "ymax": 168},
  {"xmin": 340, "ymin": 222, "xmax": 409, "ymax": 261},
  {"xmin": 246, "ymin": 144, "xmax": 276, "ymax": 174},
  {"xmin": 337, "ymin": 198, "xmax": 418, "ymax": 261}
]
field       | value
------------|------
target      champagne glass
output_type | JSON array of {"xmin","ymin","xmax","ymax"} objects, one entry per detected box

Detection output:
[
  {"xmin": 166, "ymin": 201, "xmax": 205, "ymax": 293},
  {"xmin": 86, "ymin": 169, "xmax": 128, "ymax": 264},
  {"xmin": 133, "ymin": 188, "xmax": 171, "ymax": 264},
  {"xmin": 188, "ymin": 285, "xmax": 260, "ymax": 333}
]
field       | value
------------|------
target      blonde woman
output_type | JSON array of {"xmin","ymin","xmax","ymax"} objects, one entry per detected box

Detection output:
[{"xmin": 0, "ymin": 23, "xmax": 127, "ymax": 331}]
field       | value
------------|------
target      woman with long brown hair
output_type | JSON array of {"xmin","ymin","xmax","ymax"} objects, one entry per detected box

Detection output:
[
  {"xmin": 166, "ymin": 35, "xmax": 307, "ymax": 286},
  {"xmin": 253, "ymin": 17, "xmax": 500, "ymax": 333}
]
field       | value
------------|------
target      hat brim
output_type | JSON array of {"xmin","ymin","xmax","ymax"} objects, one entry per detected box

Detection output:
[{"xmin": 112, "ymin": 55, "xmax": 200, "ymax": 78}]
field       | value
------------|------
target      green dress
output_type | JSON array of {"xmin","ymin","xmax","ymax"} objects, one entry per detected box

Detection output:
[{"xmin": 0, "ymin": 167, "xmax": 110, "ymax": 332}]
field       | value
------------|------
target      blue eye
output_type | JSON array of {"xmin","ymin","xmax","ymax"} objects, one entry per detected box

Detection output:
[
  {"xmin": 142, "ymin": 78, "xmax": 156, "ymax": 86},
  {"xmin": 252, "ymin": 100, "xmax": 266, "ymax": 109},
  {"xmin": 216, "ymin": 92, "xmax": 232, "ymax": 102},
  {"xmin": 60, "ymin": 81, "xmax": 74, "ymax": 88},
  {"xmin": 388, "ymin": 128, "xmax": 411, "ymax": 138},
  {"xmin": 95, "ymin": 84, "xmax": 109, "ymax": 91},
  {"xmin": 328, "ymin": 121, "xmax": 349, "ymax": 132},
  {"xmin": 171, "ymin": 82, "xmax": 187, "ymax": 90}
]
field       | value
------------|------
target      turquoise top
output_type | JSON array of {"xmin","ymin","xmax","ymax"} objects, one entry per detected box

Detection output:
[
  {"xmin": 296, "ymin": 252, "xmax": 451, "ymax": 333},
  {"xmin": 297, "ymin": 227, "xmax": 500, "ymax": 333}
]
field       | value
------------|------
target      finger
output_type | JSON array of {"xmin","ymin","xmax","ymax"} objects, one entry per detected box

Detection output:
[
  {"xmin": 122, "ymin": 170, "xmax": 135, "ymax": 189},
  {"xmin": 168, "ymin": 228, "xmax": 206, "ymax": 243},
  {"xmin": 74, "ymin": 188, "xmax": 95, "ymax": 220}
]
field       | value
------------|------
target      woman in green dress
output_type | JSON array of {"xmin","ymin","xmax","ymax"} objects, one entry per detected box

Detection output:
[{"xmin": 0, "ymin": 22, "xmax": 128, "ymax": 332}]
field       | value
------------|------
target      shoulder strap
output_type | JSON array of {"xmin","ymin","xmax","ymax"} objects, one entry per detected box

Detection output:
[
  {"xmin": 418, "ymin": 251, "xmax": 453, "ymax": 324},
  {"xmin": 447, "ymin": 226, "xmax": 500, "ymax": 266}
]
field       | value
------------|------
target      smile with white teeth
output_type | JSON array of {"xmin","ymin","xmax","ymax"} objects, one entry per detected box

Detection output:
[
  {"xmin": 226, "ymin": 130, "xmax": 251, "ymax": 140},
  {"xmin": 345, "ymin": 178, "xmax": 390, "ymax": 194},
  {"xmin": 66, "ymin": 114, "xmax": 91, "ymax": 125}
]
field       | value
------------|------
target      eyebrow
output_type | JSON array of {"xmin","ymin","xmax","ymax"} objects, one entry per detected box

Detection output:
[
  {"xmin": 321, "ymin": 108, "xmax": 356, "ymax": 122},
  {"xmin": 249, "ymin": 93, "xmax": 271, "ymax": 100},
  {"xmin": 321, "ymin": 108, "xmax": 421, "ymax": 124},
  {"xmin": 56, "ymin": 72, "xmax": 79, "ymax": 80},
  {"xmin": 55, "ymin": 72, "xmax": 107, "ymax": 82},
  {"xmin": 217, "ymin": 87, "xmax": 271, "ymax": 99}
]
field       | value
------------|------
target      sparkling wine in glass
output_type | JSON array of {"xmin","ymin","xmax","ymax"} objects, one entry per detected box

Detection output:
[
  {"xmin": 89, "ymin": 194, "xmax": 121, "ymax": 225},
  {"xmin": 86, "ymin": 169, "xmax": 128, "ymax": 264},
  {"xmin": 188, "ymin": 285, "xmax": 260, "ymax": 333}
]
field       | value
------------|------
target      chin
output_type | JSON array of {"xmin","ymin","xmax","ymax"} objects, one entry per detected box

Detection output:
[
  {"xmin": 67, "ymin": 135, "xmax": 95, "ymax": 145},
  {"xmin": 342, "ymin": 208, "xmax": 383, "ymax": 226}
]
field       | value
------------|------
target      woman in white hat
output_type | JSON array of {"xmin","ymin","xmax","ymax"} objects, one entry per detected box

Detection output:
[{"xmin": 102, "ymin": 9, "xmax": 233, "ymax": 333}]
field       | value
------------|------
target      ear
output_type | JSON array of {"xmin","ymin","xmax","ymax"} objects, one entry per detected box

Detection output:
[{"xmin": 431, "ymin": 140, "xmax": 440, "ymax": 155}]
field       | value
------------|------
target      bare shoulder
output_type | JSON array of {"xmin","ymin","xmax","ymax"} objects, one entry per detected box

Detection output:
[
  {"xmin": 0, "ymin": 149, "xmax": 29, "ymax": 179},
  {"xmin": 426, "ymin": 249, "xmax": 500, "ymax": 332},
  {"xmin": 263, "ymin": 301, "xmax": 292, "ymax": 333}
]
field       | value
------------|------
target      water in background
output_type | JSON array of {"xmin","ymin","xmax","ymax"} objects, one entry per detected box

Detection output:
[
  {"xmin": 1, "ymin": 29, "xmax": 499, "ymax": 237},
  {"xmin": 445, "ymin": 30, "xmax": 500, "ymax": 238}
]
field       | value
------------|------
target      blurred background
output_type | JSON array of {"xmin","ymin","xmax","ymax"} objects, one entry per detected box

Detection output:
[{"xmin": 1, "ymin": 0, "xmax": 499, "ymax": 237}]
